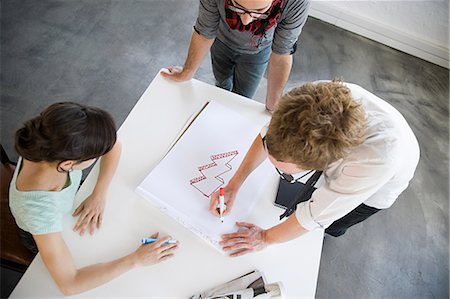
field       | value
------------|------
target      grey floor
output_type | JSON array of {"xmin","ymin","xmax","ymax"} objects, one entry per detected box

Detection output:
[{"xmin": 1, "ymin": 1, "xmax": 448, "ymax": 298}]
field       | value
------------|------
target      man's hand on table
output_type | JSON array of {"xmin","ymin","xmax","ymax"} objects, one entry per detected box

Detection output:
[
  {"xmin": 160, "ymin": 66, "xmax": 193, "ymax": 82},
  {"xmin": 220, "ymin": 222, "xmax": 269, "ymax": 257}
]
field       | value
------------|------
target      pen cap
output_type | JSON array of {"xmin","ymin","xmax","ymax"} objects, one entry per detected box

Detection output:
[{"xmin": 219, "ymin": 188, "xmax": 224, "ymax": 196}]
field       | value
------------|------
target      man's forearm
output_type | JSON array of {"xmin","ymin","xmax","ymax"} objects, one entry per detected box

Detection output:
[
  {"xmin": 228, "ymin": 135, "xmax": 267, "ymax": 191},
  {"xmin": 264, "ymin": 214, "xmax": 308, "ymax": 245},
  {"xmin": 182, "ymin": 31, "xmax": 215, "ymax": 78},
  {"xmin": 266, "ymin": 53, "xmax": 293, "ymax": 111}
]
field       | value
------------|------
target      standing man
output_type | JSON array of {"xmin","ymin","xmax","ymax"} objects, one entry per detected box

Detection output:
[
  {"xmin": 209, "ymin": 80, "xmax": 420, "ymax": 256},
  {"xmin": 161, "ymin": 0, "xmax": 310, "ymax": 112}
]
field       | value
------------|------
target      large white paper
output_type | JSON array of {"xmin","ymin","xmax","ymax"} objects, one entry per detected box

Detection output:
[{"xmin": 136, "ymin": 100, "xmax": 271, "ymax": 251}]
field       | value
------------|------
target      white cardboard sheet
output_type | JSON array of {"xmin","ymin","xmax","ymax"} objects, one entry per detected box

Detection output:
[{"xmin": 136, "ymin": 100, "xmax": 271, "ymax": 250}]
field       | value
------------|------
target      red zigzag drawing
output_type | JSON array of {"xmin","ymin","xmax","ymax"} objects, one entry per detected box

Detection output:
[{"xmin": 189, "ymin": 150, "xmax": 239, "ymax": 198}]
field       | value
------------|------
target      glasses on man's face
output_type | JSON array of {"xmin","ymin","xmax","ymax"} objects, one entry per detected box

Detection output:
[
  {"xmin": 277, "ymin": 167, "xmax": 314, "ymax": 184},
  {"xmin": 262, "ymin": 136, "xmax": 295, "ymax": 183},
  {"xmin": 228, "ymin": 0, "xmax": 270, "ymax": 19},
  {"xmin": 275, "ymin": 167, "xmax": 296, "ymax": 183},
  {"xmin": 262, "ymin": 135, "xmax": 313, "ymax": 184}
]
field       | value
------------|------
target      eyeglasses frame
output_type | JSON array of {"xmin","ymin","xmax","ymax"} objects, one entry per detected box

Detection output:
[
  {"xmin": 227, "ymin": 0, "xmax": 271, "ymax": 19},
  {"xmin": 262, "ymin": 135, "xmax": 313, "ymax": 184}
]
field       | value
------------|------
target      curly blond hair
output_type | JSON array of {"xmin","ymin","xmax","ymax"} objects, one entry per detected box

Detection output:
[{"xmin": 266, "ymin": 81, "xmax": 367, "ymax": 170}]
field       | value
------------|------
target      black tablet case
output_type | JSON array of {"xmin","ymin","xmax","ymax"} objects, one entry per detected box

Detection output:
[{"xmin": 274, "ymin": 178, "xmax": 317, "ymax": 210}]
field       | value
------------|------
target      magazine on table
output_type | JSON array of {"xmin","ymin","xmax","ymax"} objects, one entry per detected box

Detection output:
[{"xmin": 190, "ymin": 270, "xmax": 284, "ymax": 299}]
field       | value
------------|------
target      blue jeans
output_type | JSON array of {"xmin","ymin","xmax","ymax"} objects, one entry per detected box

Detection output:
[{"xmin": 210, "ymin": 39, "xmax": 271, "ymax": 99}]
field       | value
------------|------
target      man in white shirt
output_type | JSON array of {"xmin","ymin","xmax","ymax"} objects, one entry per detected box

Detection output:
[{"xmin": 209, "ymin": 80, "xmax": 420, "ymax": 257}]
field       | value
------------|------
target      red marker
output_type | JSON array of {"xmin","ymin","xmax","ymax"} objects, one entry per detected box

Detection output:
[{"xmin": 219, "ymin": 188, "xmax": 226, "ymax": 223}]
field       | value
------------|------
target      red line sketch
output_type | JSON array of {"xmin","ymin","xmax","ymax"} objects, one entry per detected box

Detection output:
[{"xmin": 190, "ymin": 150, "xmax": 239, "ymax": 198}]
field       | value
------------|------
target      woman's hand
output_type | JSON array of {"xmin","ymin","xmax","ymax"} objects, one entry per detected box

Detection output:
[
  {"xmin": 220, "ymin": 222, "xmax": 268, "ymax": 257},
  {"xmin": 74, "ymin": 141, "xmax": 121, "ymax": 236},
  {"xmin": 209, "ymin": 186, "xmax": 238, "ymax": 217},
  {"xmin": 72, "ymin": 192, "xmax": 106, "ymax": 236},
  {"xmin": 131, "ymin": 233, "xmax": 178, "ymax": 267}
]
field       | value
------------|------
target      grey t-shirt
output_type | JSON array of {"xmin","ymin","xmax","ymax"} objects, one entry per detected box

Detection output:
[{"xmin": 194, "ymin": 0, "xmax": 310, "ymax": 55}]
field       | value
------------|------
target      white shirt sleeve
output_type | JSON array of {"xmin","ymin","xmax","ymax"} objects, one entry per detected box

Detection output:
[{"xmin": 295, "ymin": 159, "xmax": 396, "ymax": 231}]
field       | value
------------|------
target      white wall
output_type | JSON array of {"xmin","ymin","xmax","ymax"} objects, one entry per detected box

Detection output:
[{"xmin": 309, "ymin": 1, "xmax": 449, "ymax": 68}]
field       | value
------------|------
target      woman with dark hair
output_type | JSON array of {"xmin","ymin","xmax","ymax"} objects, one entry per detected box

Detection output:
[{"xmin": 10, "ymin": 102, "xmax": 178, "ymax": 295}]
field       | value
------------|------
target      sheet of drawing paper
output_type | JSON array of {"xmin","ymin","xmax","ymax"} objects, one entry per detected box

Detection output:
[{"xmin": 136, "ymin": 100, "xmax": 272, "ymax": 250}]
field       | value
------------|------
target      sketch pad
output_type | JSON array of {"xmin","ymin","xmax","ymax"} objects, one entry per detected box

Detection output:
[{"xmin": 136, "ymin": 101, "xmax": 271, "ymax": 251}]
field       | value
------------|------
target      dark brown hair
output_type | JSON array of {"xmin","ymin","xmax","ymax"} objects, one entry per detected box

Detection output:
[
  {"xmin": 15, "ymin": 102, "xmax": 117, "ymax": 163},
  {"xmin": 266, "ymin": 81, "xmax": 367, "ymax": 170}
]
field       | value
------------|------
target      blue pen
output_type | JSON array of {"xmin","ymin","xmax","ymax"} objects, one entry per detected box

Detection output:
[{"xmin": 141, "ymin": 238, "xmax": 177, "ymax": 245}]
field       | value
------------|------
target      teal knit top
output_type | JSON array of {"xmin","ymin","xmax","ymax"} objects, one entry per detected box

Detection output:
[{"xmin": 9, "ymin": 158, "xmax": 82, "ymax": 235}]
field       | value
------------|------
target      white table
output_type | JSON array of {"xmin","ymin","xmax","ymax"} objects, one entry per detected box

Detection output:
[{"xmin": 10, "ymin": 73, "xmax": 324, "ymax": 298}]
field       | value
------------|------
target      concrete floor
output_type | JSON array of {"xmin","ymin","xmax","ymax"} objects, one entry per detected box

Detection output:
[{"xmin": 1, "ymin": 1, "xmax": 448, "ymax": 298}]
